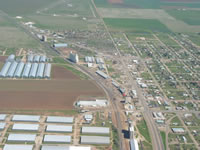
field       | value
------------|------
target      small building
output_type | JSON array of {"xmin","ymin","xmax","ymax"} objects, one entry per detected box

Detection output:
[
  {"xmin": 96, "ymin": 58, "xmax": 104, "ymax": 64},
  {"xmin": 0, "ymin": 114, "xmax": 7, "ymax": 121},
  {"xmin": 85, "ymin": 56, "xmax": 95, "ymax": 63},
  {"xmin": 96, "ymin": 70, "xmax": 109, "ymax": 79},
  {"xmin": 7, "ymin": 134, "xmax": 36, "ymax": 142},
  {"xmin": 46, "ymin": 125, "xmax": 72, "ymax": 133},
  {"xmin": 82, "ymin": 127, "xmax": 110, "ymax": 135},
  {"xmin": 12, "ymin": 123, "xmax": 39, "ymax": 131},
  {"xmin": 3, "ymin": 145, "xmax": 33, "ymax": 150},
  {"xmin": 46, "ymin": 116, "xmax": 74, "ymax": 124},
  {"xmin": 84, "ymin": 114, "xmax": 93, "ymax": 123},
  {"xmin": 0, "ymin": 123, "xmax": 6, "ymax": 130},
  {"xmin": 171, "ymin": 128, "xmax": 185, "ymax": 133},
  {"xmin": 43, "ymin": 135, "xmax": 71, "ymax": 143},
  {"xmin": 81, "ymin": 136, "xmax": 110, "ymax": 145},
  {"xmin": 53, "ymin": 43, "xmax": 68, "ymax": 48},
  {"xmin": 12, "ymin": 115, "xmax": 40, "ymax": 122},
  {"xmin": 69, "ymin": 52, "xmax": 79, "ymax": 63}
]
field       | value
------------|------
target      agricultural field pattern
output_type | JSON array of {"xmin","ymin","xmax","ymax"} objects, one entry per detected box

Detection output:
[{"xmin": 0, "ymin": 0, "xmax": 200, "ymax": 150}]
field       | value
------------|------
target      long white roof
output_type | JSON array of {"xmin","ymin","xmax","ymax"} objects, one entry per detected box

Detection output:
[
  {"xmin": 12, "ymin": 115, "xmax": 40, "ymax": 122},
  {"xmin": 12, "ymin": 123, "xmax": 39, "ymax": 131},
  {"xmin": 46, "ymin": 116, "xmax": 74, "ymax": 123},
  {"xmin": 82, "ymin": 126, "xmax": 110, "ymax": 134},
  {"xmin": 46, "ymin": 125, "xmax": 72, "ymax": 132},
  {"xmin": 41, "ymin": 146, "xmax": 91, "ymax": 150},
  {"xmin": 7, "ymin": 134, "xmax": 36, "ymax": 142},
  {"xmin": 3, "ymin": 144, "xmax": 33, "ymax": 150},
  {"xmin": 81, "ymin": 136, "xmax": 110, "ymax": 144},
  {"xmin": 0, "ymin": 123, "xmax": 6, "ymax": 130},
  {"xmin": 43, "ymin": 135, "xmax": 71, "ymax": 143},
  {"xmin": 0, "ymin": 114, "xmax": 7, "ymax": 120}
]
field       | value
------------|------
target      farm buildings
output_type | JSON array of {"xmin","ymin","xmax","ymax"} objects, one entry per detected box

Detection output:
[
  {"xmin": 76, "ymin": 99, "xmax": 108, "ymax": 107},
  {"xmin": 0, "ymin": 113, "xmax": 111, "ymax": 148},
  {"xmin": 81, "ymin": 136, "xmax": 110, "ymax": 145},
  {"xmin": 0, "ymin": 54, "xmax": 52, "ymax": 79},
  {"xmin": 81, "ymin": 126, "xmax": 110, "ymax": 134}
]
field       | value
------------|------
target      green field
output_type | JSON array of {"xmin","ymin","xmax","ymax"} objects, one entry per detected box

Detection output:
[
  {"xmin": 94, "ymin": 0, "xmax": 200, "ymax": 8},
  {"xmin": 166, "ymin": 10, "xmax": 200, "ymax": 25},
  {"xmin": 104, "ymin": 18, "xmax": 170, "ymax": 33},
  {"xmin": 0, "ymin": 0, "xmax": 57, "ymax": 16}
]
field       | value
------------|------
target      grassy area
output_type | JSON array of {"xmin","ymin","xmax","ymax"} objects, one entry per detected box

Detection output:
[
  {"xmin": 53, "ymin": 57, "xmax": 69, "ymax": 64},
  {"xmin": 166, "ymin": 10, "xmax": 200, "ymax": 25},
  {"xmin": 0, "ymin": 0, "xmax": 57, "ymax": 16},
  {"xmin": 141, "ymin": 72, "xmax": 152, "ymax": 80},
  {"xmin": 59, "ymin": 64, "xmax": 89, "ymax": 80},
  {"xmin": 112, "ymin": 125, "xmax": 120, "ymax": 150},
  {"xmin": 95, "ymin": 0, "xmax": 200, "ymax": 8},
  {"xmin": 160, "ymin": 131, "xmax": 166, "ymax": 150},
  {"xmin": 137, "ymin": 119, "xmax": 152, "ymax": 144},
  {"xmin": 104, "ymin": 18, "xmax": 170, "ymax": 33}
]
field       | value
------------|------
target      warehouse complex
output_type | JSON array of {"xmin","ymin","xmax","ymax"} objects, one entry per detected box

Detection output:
[
  {"xmin": 0, "ymin": 113, "xmax": 111, "ymax": 149},
  {"xmin": 0, "ymin": 54, "xmax": 51, "ymax": 79}
]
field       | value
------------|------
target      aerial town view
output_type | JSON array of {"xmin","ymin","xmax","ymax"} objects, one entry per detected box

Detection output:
[{"xmin": 0, "ymin": 0, "xmax": 200, "ymax": 150}]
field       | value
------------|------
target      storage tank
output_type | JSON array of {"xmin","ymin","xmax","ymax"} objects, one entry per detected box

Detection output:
[
  {"xmin": 14, "ymin": 62, "xmax": 25, "ymax": 78},
  {"xmin": 29, "ymin": 63, "xmax": 38, "ymax": 78},
  {"xmin": 22, "ymin": 63, "xmax": 32, "ymax": 78},
  {"xmin": 6, "ymin": 61, "xmax": 18, "ymax": 78},
  {"xmin": 0, "ymin": 61, "xmax": 12, "ymax": 77}
]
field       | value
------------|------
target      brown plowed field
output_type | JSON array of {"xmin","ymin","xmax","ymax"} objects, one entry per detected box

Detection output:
[
  {"xmin": 0, "ymin": 56, "xmax": 7, "ymax": 62},
  {"xmin": 0, "ymin": 65, "xmax": 105, "ymax": 110},
  {"xmin": 108, "ymin": 0, "xmax": 123, "ymax": 4}
]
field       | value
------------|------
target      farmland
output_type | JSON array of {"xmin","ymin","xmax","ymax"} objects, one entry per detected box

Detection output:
[
  {"xmin": 104, "ymin": 18, "xmax": 170, "ymax": 33},
  {"xmin": 166, "ymin": 10, "xmax": 200, "ymax": 25},
  {"xmin": 0, "ymin": 65, "xmax": 105, "ymax": 110},
  {"xmin": 94, "ymin": 0, "xmax": 200, "ymax": 8}
]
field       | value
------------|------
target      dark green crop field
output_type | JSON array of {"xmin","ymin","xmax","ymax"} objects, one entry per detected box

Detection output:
[
  {"xmin": 0, "ymin": 0, "xmax": 57, "ymax": 15},
  {"xmin": 166, "ymin": 10, "xmax": 200, "ymax": 25},
  {"xmin": 104, "ymin": 18, "xmax": 170, "ymax": 33},
  {"xmin": 94, "ymin": 0, "xmax": 200, "ymax": 8}
]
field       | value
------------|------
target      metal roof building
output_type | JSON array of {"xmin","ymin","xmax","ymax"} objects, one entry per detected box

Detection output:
[
  {"xmin": 0, "ymin": 114, "xmax": 7, "ymax": 121},
  {"xmin": 81, "ymin": 136, "xmax": 110, "ymax": 145},
  {"xmin": 41, "ymin": 146, "xmax": 91, "ymax": 150},
  {"xmin": 40, "ymin": 56, "xmax": 46, "ymax": 62},
  {"xmin": 96, "ymin": 70, "xmax": 109, "ymax": 79},
  {"xmin": 36, "ymin": 63, "xmax": 45, "ymax": 78},
  {"xmin": 3, "ymin": 144, "xmax": 34, "ymax": 150},
  {"xmin": 76, "ymin": 100, "xmax": 108, "ymax": 107},
  {"xmin": 46, "ymin": 125, "xmax": 72, "ymax": 133},
  {"xmin": 44, "ymin": 63, "xmax": 51, "ymax": 78},
  {"xmin": 6, "ymin": 61, "xmax": 18, "ymax": 78},
  {"xmin": 43, "ymin": 135, "xmax": 71, "ymax": 143},
  {"xmin": 53, "ymin": 43, "xmax": 68, "ymax": 48},
  {"xmin": 96, "ymin": 58, "xmax": 104, "ymax": 64},
  {"xmin": 12, "ymin": 115, "xmax": 40, "ymax": 122},
  {"xmin": 7, "ymin": 134, "xmax": 36, "ymax": 142},
  {"xmin": 0, "ymin": 123, "xmax": 6, "ymax": 130},
  {"xmin": 29, "ymin": 63, "xmax": 38, "ymax": 78},
  {"xmin": 0, "ymin": 61, "xmax": 12, "ymax": 77},
  {"xmin": 6, "ymin": 54, "xmax": 15, "ymax": 62},
  {"xmin": 22, "ymin": 63, "xmax": 32, "ymax": 78},
  {"xmin": 33, "ymin": 55, "xmax": 40, "ymax": 62},
  {"xmin": 12, "ymin": 123, "xmax": 39, "ymax": 131},
  {"xmin": 27, "ymin": 55, "xmax": 34, "ymax": 62},
  {"xmin": 14, "ymin": 62, "xmax": 25, "ymax": 78},
  {"xmin": 82, "ymin": 127, "xmax": 110, "ymax": 134},
  {"xmin": 46, "ymin": 116, "xmax": 74, "ymax": 124}
]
